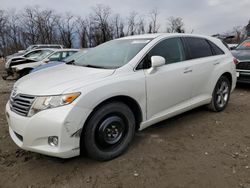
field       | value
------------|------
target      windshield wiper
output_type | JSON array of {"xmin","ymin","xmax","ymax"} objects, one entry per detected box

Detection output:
[
  {"xmin": 84, "ymin": 64, "xmax": 107, "ymax": 69},
  {"xmin": 66, "ymin": 60, "xmax": 76, "ymax": 65}
]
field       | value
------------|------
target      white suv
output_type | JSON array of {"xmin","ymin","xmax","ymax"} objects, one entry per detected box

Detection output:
[{"xmin": 6, "ymin": 34, "xmax": 237, "ymax": 161}]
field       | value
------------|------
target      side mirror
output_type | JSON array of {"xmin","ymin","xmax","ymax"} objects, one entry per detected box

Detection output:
[
  {"xmin": 44, "ymin": 58, "xmax": 50, "ymax": 63},
  {"xmin": 230, "ymin": 46, "xmax": 236, "ymax": 50},
  {"xmin": 147, "ymin": 56, "xmax": 165, "ymax": 74},
  {"xmin": 151, "ymin": 56, "xmax": 166, "ymax": 68}
]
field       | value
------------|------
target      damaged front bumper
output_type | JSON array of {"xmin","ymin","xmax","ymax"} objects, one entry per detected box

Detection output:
[{"xmin": 5, "ymin": 101, "xmax": 91, "ymax": 158}]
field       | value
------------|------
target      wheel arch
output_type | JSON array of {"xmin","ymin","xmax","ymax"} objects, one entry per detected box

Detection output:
[
  {"xmin": 79, "ymin": 95, "xmax": 143, "ymax": 155},
  {"xmin": 85, "ymin": 95, "xmax": 143, "ymax": 131},
  {"xmin": 221, "ymin": 72, "xmax": 232, "ymax": 86}
]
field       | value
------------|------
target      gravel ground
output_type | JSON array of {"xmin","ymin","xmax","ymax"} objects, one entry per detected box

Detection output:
[{"xmin": 0, "ymin": 59, "xmax": 250, "ymax": 188}]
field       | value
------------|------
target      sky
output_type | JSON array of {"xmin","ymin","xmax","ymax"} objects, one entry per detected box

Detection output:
[{"xmin": 1, "ymin": 0, "xmax": 250, "ymax": 35}]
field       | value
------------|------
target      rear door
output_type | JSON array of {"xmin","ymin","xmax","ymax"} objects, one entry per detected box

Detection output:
[
  {"xmin": 183, "ymin": 37, "xmax": 221, "ymax": 98},
  {"xmin": 143, "ymin": 37, "xmax": 194, "ymax": 120}
]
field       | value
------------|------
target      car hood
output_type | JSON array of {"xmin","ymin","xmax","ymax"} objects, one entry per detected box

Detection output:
[
  {"xmin": 14, "ymin": 64, "xmax": 115, "ymax": 95},
  {"xmin": 231, "ymin": 50, "xmax": 250, "ymax": 61},
  {"xmin": 31, "ymin": 61, "xmax": 65, "ymax": 73}
]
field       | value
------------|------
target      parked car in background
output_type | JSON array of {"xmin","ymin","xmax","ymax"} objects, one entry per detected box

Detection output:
[
  {"xmin": 3, "ymin": 49, "xmax": 55, "ymax": 80},
  {"xmin": 31, "ymin": 49, "xmax": 88, "ymax": 73},
  {"xmin": 5, "ymin": 48, "xmax": 53, "ymax": 70},
  {"xmin": 10, "ymin": 49, "xmax": 79, "ymax": 78},
  {"xmin": 6, "ymin": 44, "xmax": 64, "ymax": 61},
  {"xmin": 228, "ymin": 44, "xmax": 238, "ymax": 50},
  {"xmin": 231, "ymin": 38, "xmax": 250, "ymax": 83},
  {"xmin": 6, "ymin": 34, "xmax": 236, "ymax": 161}
]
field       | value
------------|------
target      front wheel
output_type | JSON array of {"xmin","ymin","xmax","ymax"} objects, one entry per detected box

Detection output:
[
  {"xmin": 209, "ymin": 76, "xmax": 231, "ymax": 112},
  {"xmin": 82, "ymin": 102, "xmax": 135, "ymax": 161}
]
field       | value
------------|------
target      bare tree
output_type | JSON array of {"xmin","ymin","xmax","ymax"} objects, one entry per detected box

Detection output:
[
  {"xmin": 245, "ymin": 20, "xmax": 250, "ymax": 37},
  {"xmin": 0, "ymin": 5, "xmax": 194, "ymax": 56},
  {"xmin": 0, "ymin": 10, "xmax": 8, "ymax": 56},
  {"xmin": 21, "ymin": 7, "xmax": 40, "ymax": 45},
  {"xmin": 149, "ymin": 8, "xmax": 160, "ymax": 33},
  {"xmin": 233, "ymin": 26, "xmax": 245, "ymax": 43},
  {"xmin": 113, "ymin": 14, "xmax": 125, "ymax": 38},
  {"xmin": 137, "ymin": 17, "xmax": 145, "ymax": 34},
  {"xmin": 76, "ymin": 17, "xmax": 89, "ymax": 48},
  {"xmin": 6, "ymin": 11, "xmax": 24, "ymax": 53},
  {"xmin": 127, "ymin": 11, "xmax": 138, "ymax": 35},
  {"xmin": 57, "ymin": 14, "xmax": 76, "ymax": 48},
  {"xmin": 35, "ymin": 9, "xmax": 60, "ymax": 44},
  {"xmin": 166, "ymin": 17, "xmax": 185, "ymax": 33},
  {"xmin": 91, "ymin": 4, "xmax": 113, "ymax": 45}
]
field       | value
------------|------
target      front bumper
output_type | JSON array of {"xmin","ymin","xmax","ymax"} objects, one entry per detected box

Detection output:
[
  {"xmin": 236, "ymin": 70, "xmax": 250, "ymax": 83},
  {"xmin": 6, "ymin": 101, "xmax": 91, "ymax": 158}
]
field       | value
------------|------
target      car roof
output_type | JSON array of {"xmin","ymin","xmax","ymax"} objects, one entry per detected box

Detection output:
[
  {"xmin": 27, "ymin": 48, "xmax": 79, "ymax": 53},
  {"xmin": 50, "ymin": 49, "xmax": 80, "ymax": 52},
  {"xmin": 25, "ymin": 48, "xmax": 57, "ymax": 53},
  {"xmin": 118, "ymin": 33, "xmax": 216, "ymax": 40},
  {"xmin": 32, "ymin": 44, "xmax": 63, "ymax": 46}
]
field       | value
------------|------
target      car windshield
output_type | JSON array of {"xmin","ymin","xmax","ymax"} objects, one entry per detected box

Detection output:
[
  {"xmin": 236, "ymin": 39, "xmax": 250, "ymax": 50},
  {"xmin": 74, "ymin": 39, "xmax": 152, "ymax": 69},
  {"xmin": 24, "ymin": 50, "xmax": 43, "ymax": 59},
  {"xmin": 32, "ymin": 50, "xmax": 54, "ymax": 61},
  {"xmin": 62, "ymin": 50, "xmax": 86, "ymax": 62},
  {"xmin": 25, "ymin": 45, "xmax": 36, "ymax": 52}
]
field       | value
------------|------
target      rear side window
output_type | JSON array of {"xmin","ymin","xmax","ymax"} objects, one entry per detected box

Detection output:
[
  {"xmin": 207, "ymin": 41, "xmax": 225, "ymax": 55},
  {"xmin": 185, "ymin": 37, "xmax": 213, "ymax": 59}
]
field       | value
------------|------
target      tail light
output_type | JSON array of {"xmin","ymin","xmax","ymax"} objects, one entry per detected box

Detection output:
[{"xmin": 233, "ymin": 58, "xmax": 239, "ymax": 65}]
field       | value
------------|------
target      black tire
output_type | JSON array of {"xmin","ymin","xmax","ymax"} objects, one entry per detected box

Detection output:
[
  {"xmin": 209, "ymin": 75, "xmax": 231, "ymax": 112},
  {"xmin": 82, "ymin": 102, "xmax": 135, "ymax": 161}
]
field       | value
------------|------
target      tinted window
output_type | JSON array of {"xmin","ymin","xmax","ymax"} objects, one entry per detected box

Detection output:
[
  {"xmin": 137, "ymin": 38, "xmax": 185, "ymax": 70},
  {"xmin": 185, "ymin": 37, "xmax": 213, "ymax": 59},
  {"xmin": 207, "ymin": 41, "xmax": 225, "ymax": 55},
  {"xmin": 148, "ymin": 37, "xmax": 185, "ymax": 64}
]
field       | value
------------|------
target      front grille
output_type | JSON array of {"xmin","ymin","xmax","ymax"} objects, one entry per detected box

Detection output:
[
  {"xmin": 10, "ymin": 94, "xmax": 35, "ymax": 116},
  {"xmin": 236, "ymin": 62, "xmax": 250, "ymax": 70}
]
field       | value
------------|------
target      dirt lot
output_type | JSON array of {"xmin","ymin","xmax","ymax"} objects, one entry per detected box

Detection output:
[{"xmin": 0, "ymin": 60, "xmax": 250, "ymax": 188}]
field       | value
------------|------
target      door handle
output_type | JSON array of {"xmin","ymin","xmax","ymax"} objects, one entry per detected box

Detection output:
[
  {"xmin": 213, "ymin": 61, "xmax": 220, "ymax": 66},
  {"xmin": 183, "ymin": 70, "xmax": 192, "ymax": 74}
]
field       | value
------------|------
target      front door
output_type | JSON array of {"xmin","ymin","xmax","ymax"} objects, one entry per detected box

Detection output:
[{"xmin": 144, "ymin": 37, "xmax": 194, "ymax": 120}]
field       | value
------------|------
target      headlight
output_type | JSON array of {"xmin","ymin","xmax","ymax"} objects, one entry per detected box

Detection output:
[{"xmin": 28, "ymin": 92, "xmax": 81, "ymax": 117}]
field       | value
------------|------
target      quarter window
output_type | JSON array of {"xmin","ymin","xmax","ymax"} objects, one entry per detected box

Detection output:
[{"xmin": 207, "ymin": 41, "xmax": 225, "ymax": 55}]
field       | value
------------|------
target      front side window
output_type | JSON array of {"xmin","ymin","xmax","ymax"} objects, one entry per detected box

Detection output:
[
  {"xmin": 49, "ymin": 52, "xmax": 61, "ymax": 61},
  {"xmin": 148, "ymin": 37, "xmax": 185, "ymax": 63},
  {"xmin": 185, "ymin": 37, "xmax": 213, "ymax": 59},
  {"xmin": 137, "ymin": 37, "xmax": 185, "ymax": 69}
]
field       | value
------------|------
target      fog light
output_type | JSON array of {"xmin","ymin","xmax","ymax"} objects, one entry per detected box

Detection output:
[{"xmin": 48, "ymin": 136, "xmax": 58, "ymax": 147}]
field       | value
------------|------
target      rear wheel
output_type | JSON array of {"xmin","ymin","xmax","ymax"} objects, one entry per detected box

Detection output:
[
  {"xmin": 209, "ymin": 76, "xmax": 231, "ymax": 112},
  {"xmin": 82, "ymin": 102, "xmax": 135, "ymax": 161}
]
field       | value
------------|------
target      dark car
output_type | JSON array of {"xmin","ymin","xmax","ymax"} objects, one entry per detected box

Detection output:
[{"xmin": 231, "ymin": 38, "xmax": 250, "ymax": 83}]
